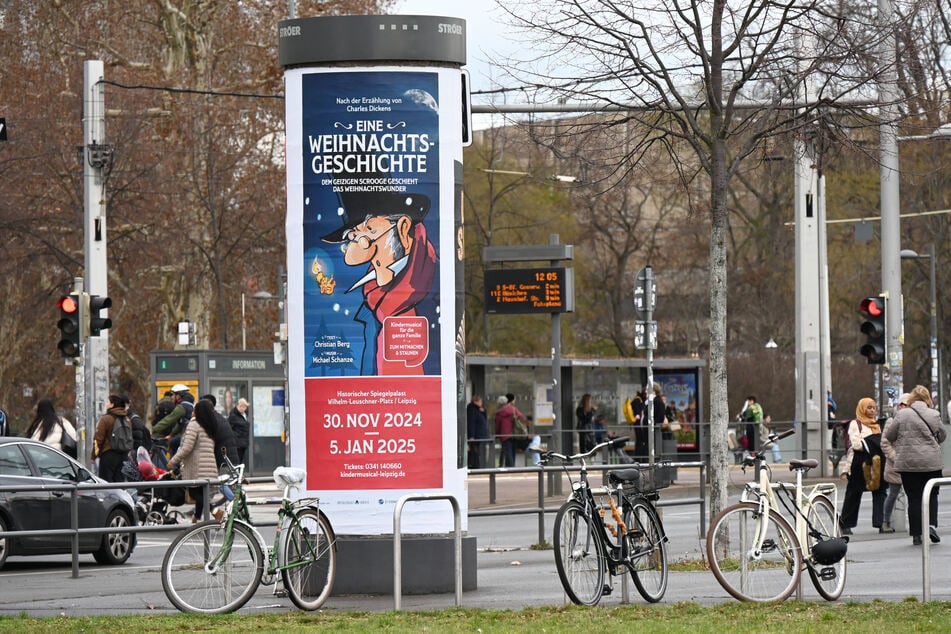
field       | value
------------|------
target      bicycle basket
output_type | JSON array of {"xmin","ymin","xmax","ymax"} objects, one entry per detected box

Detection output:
[
  {"xmin": 812, "ymin": 536, "xmax": 848, "ymax": 565},
  {"xmin": 606, "ymin": 463, "xmax": 672, "ymax": 494}
]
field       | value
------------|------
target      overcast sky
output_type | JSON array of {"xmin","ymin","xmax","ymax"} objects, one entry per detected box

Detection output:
[{"xmin": 391, "ymin": 0, "xmax": 519, "ymax": 92}]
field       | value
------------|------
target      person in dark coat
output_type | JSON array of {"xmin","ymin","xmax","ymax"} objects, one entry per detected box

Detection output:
[
  {"xmin": 92, "ymin": 394, "xmax": 129, "ymax": 482},
  {"xmin": 200, "ymin": 394, "xmax": 239, "ymax": 468},
  {"xmin": 122, "ymin": 395, "xmax": 152, "ymax": 454},
  {"xmin": 466, "ymin": 395, "xmax": 489, "ymax": 469},
  {"xmin": 228, "ymin": 398, "xmax": 250, "ymax": 465}
]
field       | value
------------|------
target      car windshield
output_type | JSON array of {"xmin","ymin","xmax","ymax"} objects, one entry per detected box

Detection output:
[{"xmin": 23, "ymin": 444, "xmax": 76, "ymax": 481}]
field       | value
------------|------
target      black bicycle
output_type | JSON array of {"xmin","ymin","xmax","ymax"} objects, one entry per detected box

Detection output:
[{"xmin": 536, "ymin": 436, "xmax": 670, "ymax": 605}]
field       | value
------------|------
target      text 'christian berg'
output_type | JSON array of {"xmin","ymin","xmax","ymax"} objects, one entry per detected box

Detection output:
[{"xmin": 321, "ymin": 178, "xmax": 440, "ymax": 376}]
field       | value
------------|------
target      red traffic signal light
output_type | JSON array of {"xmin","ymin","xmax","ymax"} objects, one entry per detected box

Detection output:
[
  {"xmin": 859, "ymin": 296, "xmax": 886, "ymax": 364},
  {"xmin": 57, "ymin": 294, "xmax": 81, "ymax": 358}
]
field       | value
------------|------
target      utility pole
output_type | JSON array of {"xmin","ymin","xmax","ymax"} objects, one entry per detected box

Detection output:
[
  {"xmin": 83, "ymin": 60, "xmax": 111, "ymax": 462},
  {"xmin": 879, "ymin": 0, "xmax": 903, "ymax": 408},
  {"xmin": 794, "ymin": 32, "xmax": 829, "ymax": 472}
]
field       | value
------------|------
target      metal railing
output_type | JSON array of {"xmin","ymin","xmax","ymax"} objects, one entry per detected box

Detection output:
[
  {"xmin": 392, "ymin": 494, "xmax": 462, "ymax": 611},
  {"xmin": 0, "ymin": 475, "xmax": 278, "ymax": 578},
  {"xmin": 921, "ymin": 476, "xmax": 950, "ymax": 601},
  {"xmin": 468, "ymin": 460, "xmax": 708, "ymax": 544}
]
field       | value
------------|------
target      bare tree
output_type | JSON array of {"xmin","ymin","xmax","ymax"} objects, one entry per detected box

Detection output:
[
  {"xmin": 500, "ymin": 0, "xmax": 899, "ymax": 515},
  {"xmin": 0, "ymin": 0, "xmax": 389, "ymax": 417}
]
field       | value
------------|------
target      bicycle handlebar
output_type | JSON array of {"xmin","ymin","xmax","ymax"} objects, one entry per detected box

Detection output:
[
  {"xmin": 534, "ymin": 435, "xmax": 630, "ymax": 464},
  {"xmin": 218, "ymin": 452, "xmax": 246, "ymax": 486},
  {"xmin": 742, "ymin": 428, "xmax": 796, "ymax": 466}
]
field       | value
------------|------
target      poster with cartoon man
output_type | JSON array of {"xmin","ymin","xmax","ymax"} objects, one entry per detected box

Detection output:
[
  {"xmin": 298, "ymin": 70, "xmax": 444, "ymax": 492},
  {"xmin": 302, "ymin": 72, "xmax": 441, "ymax": 378}
]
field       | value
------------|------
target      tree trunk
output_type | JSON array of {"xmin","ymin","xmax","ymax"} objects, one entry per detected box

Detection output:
[{"xmin": 708, "ymin": 137, "xmax": 731, "ymax": 517}]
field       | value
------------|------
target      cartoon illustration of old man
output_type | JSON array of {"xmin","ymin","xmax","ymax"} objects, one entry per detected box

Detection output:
[{"xmin": 321, "ymin": 185, "xmax": 440, "ymax": 376}]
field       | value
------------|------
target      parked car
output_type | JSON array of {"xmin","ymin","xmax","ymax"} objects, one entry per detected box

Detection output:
[{"xmin": 0, "ymin": 437, "xmax": 137, "ymax": 569}]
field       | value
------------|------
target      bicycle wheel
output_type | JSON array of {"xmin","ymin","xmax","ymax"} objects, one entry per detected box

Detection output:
[
  {"xmin": 553, "ymin": 500, "xmax": 607, "ymax": 606},
  {"xmin": 805, "ymin": 494, "xmax": 847, "ymax": 600},
  {"xmin": 623, "ymin": 498, "xmax": 668, "ymax": 602},
  {"xmin": 281, "ymin": 507, "xmax": 337, "ymax": 610},
  {"xmin": 162, "ymin": 520, "xmax": 264, "ymax": 614},
  {"xmin": 706, "ymin": 501, "xmax": 802, "ymax": 602}
]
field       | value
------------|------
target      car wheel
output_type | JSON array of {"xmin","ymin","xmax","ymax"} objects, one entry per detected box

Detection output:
[
  {"xmin": 93, "ymin": 509, "xmax": 135, "ymax": 565},
  {"xmin": 0, "ymin": 516, "xmax": 8, "ymax": 570}
]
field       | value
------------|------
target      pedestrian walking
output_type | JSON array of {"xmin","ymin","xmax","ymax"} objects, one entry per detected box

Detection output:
[
  {"xmin": 839, "ymin": 397, "xmax": 886, "ymax": 535},
  {"xmin": 25, "ymin": 399, "xmax": 77, "ymax": 456},
  {"xmin": 879, "ymin": 393, "xmax": 910, "ymax": 534},
  {"xmin": 167, "ymin": 399, "xmax": 220, "ymax": 522},
  {"xmin": 884, "ymin": 384, "xmax": 946, "ymax": 545},
  {"xmin": 93, "ymin": 395, "xmax": 131, "ymax": 482}
]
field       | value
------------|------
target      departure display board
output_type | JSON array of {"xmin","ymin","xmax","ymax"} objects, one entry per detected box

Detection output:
[{"xmin": 484, "ymin": 267, "xmax": 574, "ymax": 314}]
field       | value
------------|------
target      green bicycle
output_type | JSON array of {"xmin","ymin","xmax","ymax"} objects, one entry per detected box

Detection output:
[{"xmin": 161, "ymin": 459, "xmax": 337, "ymax": 614}]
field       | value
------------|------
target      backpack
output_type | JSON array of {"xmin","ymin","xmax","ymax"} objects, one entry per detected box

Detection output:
[
  {"xmin": 841, "ymin": 419, "xmax": 859, "ymax": 452},
  {"xmin": 110, "ymin": 415, "xmax": 134, "ymax": 453},
  {"xmin": 173, "ymin": 401, "xmax": 194, "ymax": 436}
]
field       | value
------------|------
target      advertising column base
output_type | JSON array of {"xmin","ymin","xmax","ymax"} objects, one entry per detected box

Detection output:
[{"xmin": 333, "ymin": 535, "xmax": 477, "ymax": 595}]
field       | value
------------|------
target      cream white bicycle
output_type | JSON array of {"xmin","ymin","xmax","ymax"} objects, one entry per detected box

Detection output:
[{"xmin": 706, "ymin": 429, "xmax": 848, "ymax": 602}]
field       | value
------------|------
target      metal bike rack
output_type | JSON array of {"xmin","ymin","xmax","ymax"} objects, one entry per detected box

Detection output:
[
  {"xmin": 392, "ymin": 494, "xmax": 462, "ymax": 611},
  {"xmin": 921, "ymin": 476, "xmax": 950, "ymax": 601}
]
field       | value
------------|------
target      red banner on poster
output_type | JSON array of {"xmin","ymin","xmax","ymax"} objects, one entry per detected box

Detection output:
[{"xmin": 304, "ymin": 376, "xmax": 443, "ymax": 489}]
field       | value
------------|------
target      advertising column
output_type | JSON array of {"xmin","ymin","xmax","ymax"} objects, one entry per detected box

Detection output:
[{"xmin": 280, "ymin": 15, "xmax": 466, "ymax": 535}]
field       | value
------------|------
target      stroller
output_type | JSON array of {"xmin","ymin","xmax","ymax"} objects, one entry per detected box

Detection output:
[{"xmin": 134, "ymin": 448, "xmax": 188, "ymax": 526}]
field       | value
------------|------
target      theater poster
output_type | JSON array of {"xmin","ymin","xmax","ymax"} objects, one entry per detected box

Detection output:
[
  {"xmin": 285, "ymin": 68, "xmax": 465, "ymax": 534},
  {"xmin": 655, "ymin": 371, "xmax": 699, "ymax": 451}
]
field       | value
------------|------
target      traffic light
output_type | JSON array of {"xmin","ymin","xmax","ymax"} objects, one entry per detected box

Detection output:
[
  {"xmin": 56, "ymin": 294, "xmax": 81, "ymax": 358},
  {"xmin": 88, "ymin": 294, "xmax": 112, "ymax": 336},
  {"xmin": 859, "ymin": 296, "xmax": 886, "ymax": 364}
]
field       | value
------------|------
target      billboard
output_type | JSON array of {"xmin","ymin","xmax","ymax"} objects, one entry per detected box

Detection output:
[{"xmin": 285, "ymin": 66, "xmax": 465, "ymax": 534}]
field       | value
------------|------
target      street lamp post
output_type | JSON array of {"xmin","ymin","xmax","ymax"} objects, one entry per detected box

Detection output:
[{"xmin": 900, "ymin": 245, "xmax": 939, "ymax": 414}]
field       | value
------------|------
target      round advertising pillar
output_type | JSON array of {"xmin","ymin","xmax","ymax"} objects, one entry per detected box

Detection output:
[{"xmin": 279, "ymin": 15, "xmax": 472, "ymax": 594}]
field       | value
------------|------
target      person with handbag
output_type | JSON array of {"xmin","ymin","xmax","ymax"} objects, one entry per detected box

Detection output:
[
  {"xmin": 25, "ymin": 399, "xmax": 77, "ymax": 458},
  {"xmin": 883, "ymin": 384, "xmax": 946, "ymax": 546},
  {"xmin": 839, "ymin": 397, "xmax": 886, "ymax": 535}
]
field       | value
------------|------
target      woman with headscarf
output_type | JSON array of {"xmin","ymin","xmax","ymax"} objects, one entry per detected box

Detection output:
[
  {"xmin": 884, "ymin": 384, "xmax": 946, "ymax": 545},
  {"xmin": 838, "ymin": 397, "xmax": 886, "ymax": 535}
]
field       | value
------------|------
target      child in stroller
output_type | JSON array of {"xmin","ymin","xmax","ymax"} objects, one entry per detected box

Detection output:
[{"xmin": 135, "ymin": 448, "xmax": 187, "ymax": 525}]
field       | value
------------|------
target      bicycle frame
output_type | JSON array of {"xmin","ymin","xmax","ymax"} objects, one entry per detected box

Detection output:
[
  {"xmin": 558, "ymin": 441, "xmax": 661, "ymax": 574},
  {"xmin": 209, "ymin": 465, "xmax": 324, "ymax": 578},
  {"xmin": 739, "ymin": 459, "xmax": 839, "ymax": 562}
]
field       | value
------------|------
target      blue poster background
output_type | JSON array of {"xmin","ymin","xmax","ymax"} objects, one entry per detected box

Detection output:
[
  {"xmin": 300, "ymin": 71, "xmax": 441, "ymax": 378},
  {"xmin": 656, "ymin": 371, "xmax": 699, "ymax": 450}
]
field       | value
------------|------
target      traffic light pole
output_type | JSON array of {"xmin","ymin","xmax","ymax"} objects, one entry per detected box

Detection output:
[
  {"xmin": 71, "ymin": 278, "xmax": 87, "ymax": 464},
  {"xmin": 83, "ymin": 60, "xmax": 111, "ymax": 463},
  {"xmin": 879, "ymin": 0, "xmax": 904, "ymax": 411}
]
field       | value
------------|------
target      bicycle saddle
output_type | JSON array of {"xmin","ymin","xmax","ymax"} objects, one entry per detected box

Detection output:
[
  {"xmin": 273, "ymin": 466, "xmax": 307, "ymax": 488},
  {"xmin": 607, "ymin": 469, "xmax": 642, "ymax": 486},
  {"xmin": 788, "ymin": 458, "xmax": 818, "ymax": 471}
]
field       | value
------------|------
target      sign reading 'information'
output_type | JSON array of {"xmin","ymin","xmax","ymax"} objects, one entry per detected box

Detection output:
[{"xmin": 484, "ymin": 267, "xmax": 575, "ymax": 314}]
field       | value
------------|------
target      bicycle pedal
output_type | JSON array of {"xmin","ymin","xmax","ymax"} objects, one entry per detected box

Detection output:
[
  {"xmin": 601, "ymin": 584, "xmax": 613, "ymax": 596},
  {"xmin": 272, "ymin": 588, "xmax": 288, "ymax": 598},
  {"xmin": 819, "ymin": 567, "xmax": 837, "ymax": 581}
]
